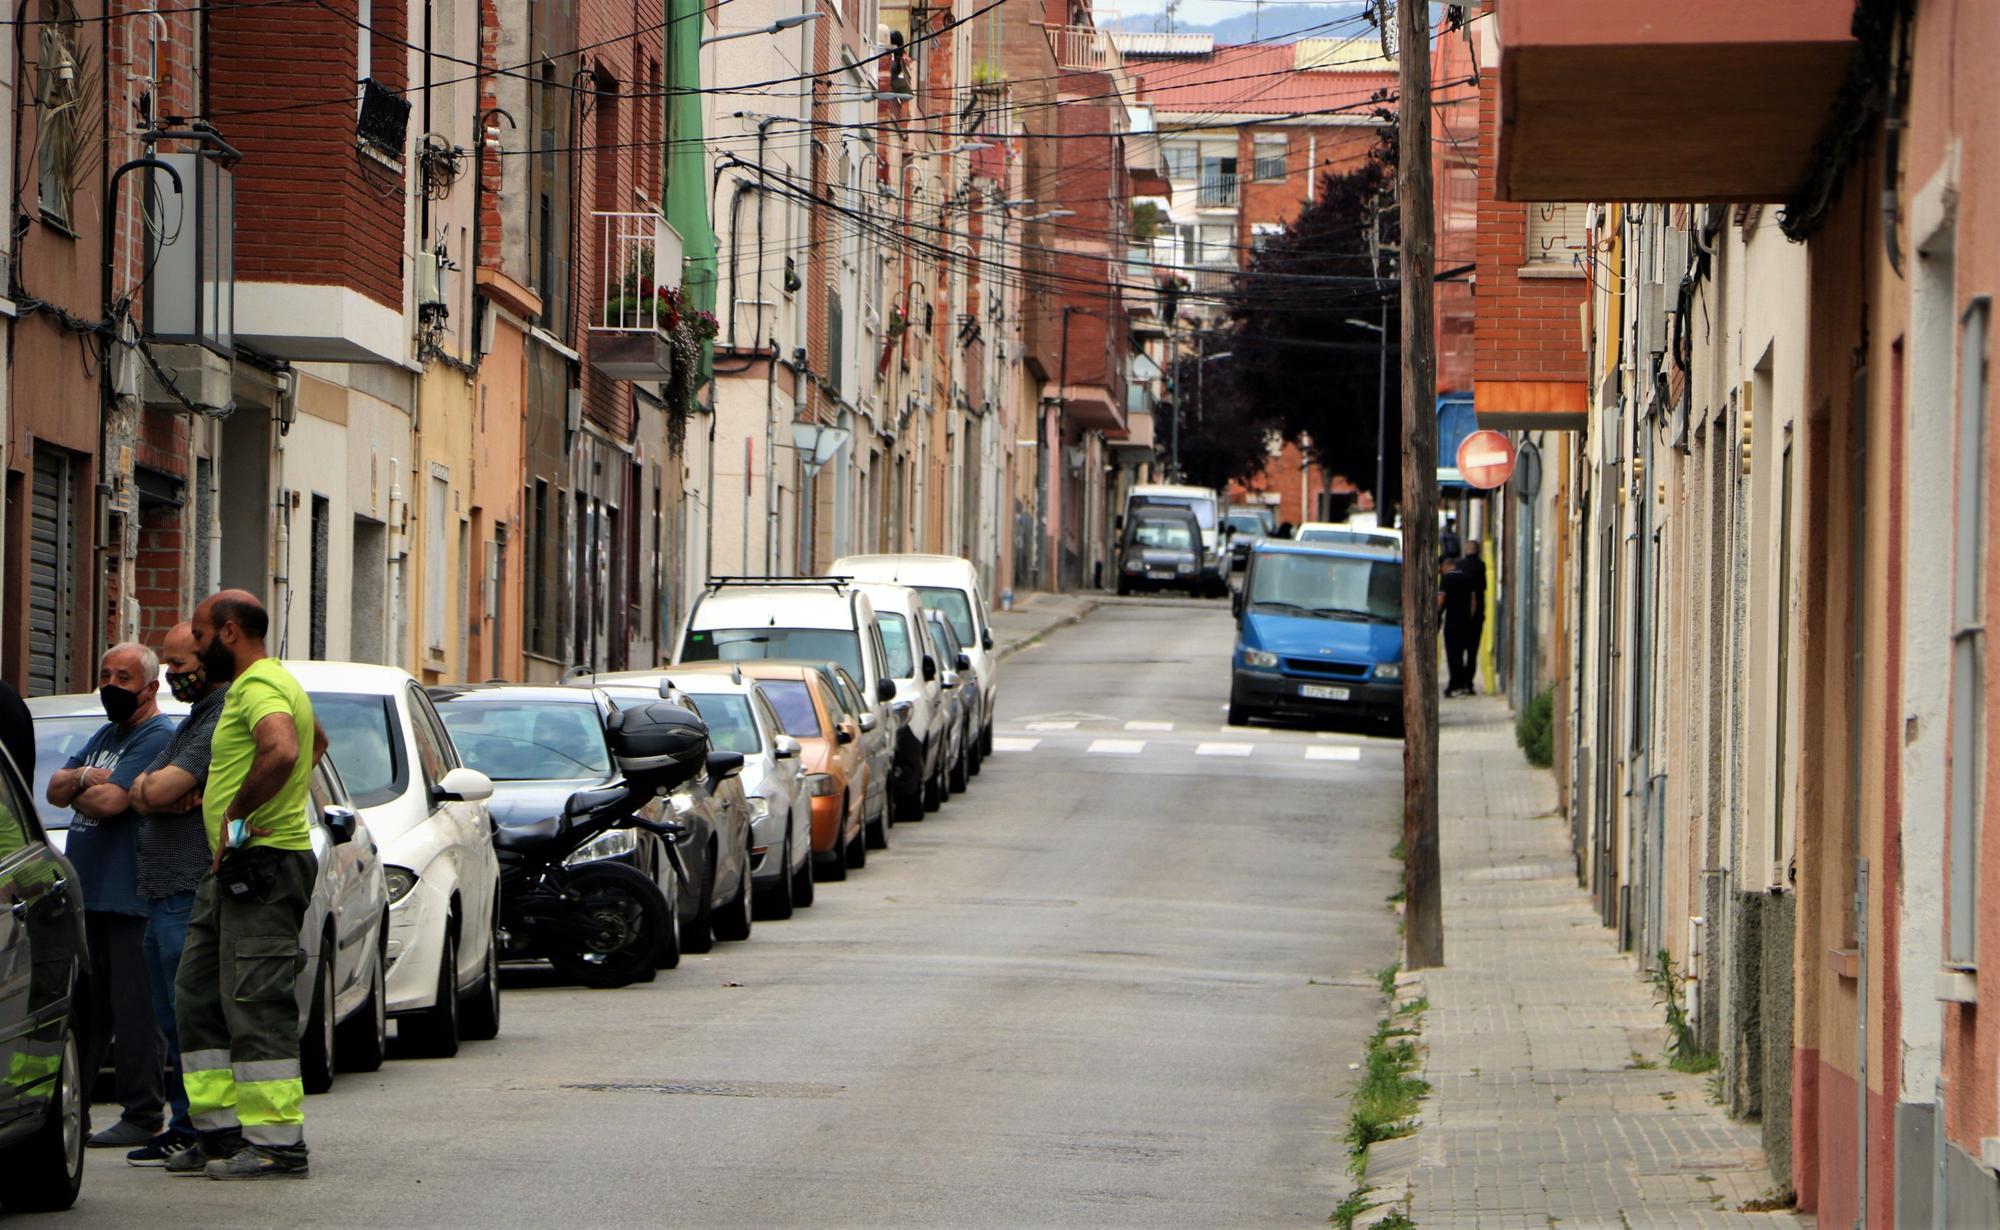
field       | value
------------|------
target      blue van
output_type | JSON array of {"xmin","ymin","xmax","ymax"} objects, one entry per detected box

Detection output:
[{"xmin": 1229, "ymin": 541, "xmax": 1403, "ymax": 733}]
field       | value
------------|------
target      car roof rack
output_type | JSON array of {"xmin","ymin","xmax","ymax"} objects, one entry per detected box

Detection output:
[{"xmin": 703, "ymin": 575, "xmax": 853, "ymax": 591}]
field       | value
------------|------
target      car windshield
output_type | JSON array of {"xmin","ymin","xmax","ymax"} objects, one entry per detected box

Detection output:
[
  {"xmin": 686, "ymin": 693, "xmax": 762, "ymax": 755},
  {"xmin": 684, "ymin": 627, "xmax": 863, "ymax": 680},
  {"xmin": 30, "ymin": 713, "xmax": 187, "ymax": 829},
  {"xmin": 915, "ymin": 586, "xmax": 976, "ymax": 644},
  {"xmin": 1297, "ymin": 528, "xmax": 1379, "ymax": 547},
  {"xmin": 875, "ymin": 613, "xmax": 915, "ymax": 678},
  {"xmin": 1131, "ymin": 520, "xmax": 1194, "ymax": 550},
  {"xmin": 757, "ymin": 679, "xmax": 822, "ymax": 738},
  {"xmin": 435, "ymin": 698, "xmax": 611, "ymax": 781},
  {"xmin": 1135, "ymin": 495, "xmax": 1214, "ymax": 529},
  {"xmin": 312, "ymin": 693, "xmax": 407, "ymax": 808},
  {"xmin": 1226, "ymin": 514, "xmax": 1265, "ymax": 537},
  {"xmin": 1247, "ymin": 553, "xmax": 1401, "ymax": 623}
]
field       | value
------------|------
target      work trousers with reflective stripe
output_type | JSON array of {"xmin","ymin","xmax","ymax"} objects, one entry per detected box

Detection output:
[{"xmin": 174, "ymin": 847, "xmax": 316, "ymax": 1150}]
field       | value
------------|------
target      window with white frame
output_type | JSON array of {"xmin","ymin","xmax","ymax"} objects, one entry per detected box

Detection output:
[
  {"xmin": 1163, "ymin": 143, "xmax": 1198, "ymax": 182},
  {"xmin": 1252, "ymin": 136, "xmax": 1287, "ymax": 182},
  {"xmin": 1524, "ymin": 202, "xmax": 1584, "ymax": 272},
  {"xmin": 1949, "ymin": 295, "xmax": 1990, "ymax": 967}
]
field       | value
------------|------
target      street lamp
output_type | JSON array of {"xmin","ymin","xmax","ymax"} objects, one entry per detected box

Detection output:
[
  {"xmin": 1025, "ymin": 208, "xmax": 1074, "ymax": 221},
  {"xmin": 1346, "ymin": 310, "xmax": 1391, "ymax": 511},
  {"xmin": 701, "ymin": 10, "xmax": 823, "ymax": 47}
]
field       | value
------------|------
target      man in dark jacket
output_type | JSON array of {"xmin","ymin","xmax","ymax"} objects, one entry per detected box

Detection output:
[{"xmin": 1438, "ymin": 555, "xmax": 1480, "ymax": 697}]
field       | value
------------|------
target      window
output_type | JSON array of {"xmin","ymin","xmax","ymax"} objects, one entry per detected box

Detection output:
[
  {"xmin": 426, "ymin": 473, "xmax": 448, "ymax": 653},
  {"xmin": 314, "ymin": 693, "xmax": 407, "ymax": 808},
  {"xmin": 1163, "ymin": 143, "xmax": 1197, "ymax": 181},
  {"xmin": 915, "ymin": 587, "xmax": 975, "ymax": 644},
  {"xmin": 687, "ymin": 693, "xmax": 761, "ymax": 755},
  {"xmin": 758, "ymin": 679, "xmax": 824, "ymax": 739},
  {"xmin": 1949, "ymin": 296, "xmax": 1989, "ymax": 967},
  {"xmin": 1253, "ymin": 137, "xmax": 1287, "ymax": 182},
  {"xmin": 529, "ymin": 479, "xmax": 550, "ymax": 656},
  {"xmin": 35, "ymin": 3, "xmax": 84, "ymax": 228},
  {"xmin": 309, "ymin": 495, "xmax": 330, "ymax": 660},
  {"xmin": 682, "ymin": 626, "xmax": 864, "ymax": 680},
  {"xmin": 1198, "ymin": 156, "xmax": 1238, "ymax": 209},
  {"xmin": 1525, "ymin": 202, "xmax": 1584, "ymax": 271},
  {"xmin": 437, "ymin": 698, "xmax": 611, "ymax": 781},
  {"xmin": 406, "ymin": 688, "xmax": 451, "ymax": 786}
]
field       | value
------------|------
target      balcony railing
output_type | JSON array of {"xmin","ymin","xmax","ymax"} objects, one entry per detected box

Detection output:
[
  {"xmin": 591, "ymin": 211, "xmax": 685, "ymax": 334},
  {"xmin": 1197, "ymin": 174, "xmax": 1239, "ymax": 210},
  {"xmin": 1050, "ymin": 24, "xmax": 1118, "ymax": 72}
]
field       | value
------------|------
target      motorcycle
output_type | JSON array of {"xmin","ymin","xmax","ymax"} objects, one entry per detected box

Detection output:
[{"xmin": 493, "ymin": 699, "xmax": 739, "ymax": 989}]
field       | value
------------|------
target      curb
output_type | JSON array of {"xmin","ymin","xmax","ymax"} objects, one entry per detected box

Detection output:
[{"xmin": 992, "ymin": 597, "xmax": 1102, "ymax": 664}]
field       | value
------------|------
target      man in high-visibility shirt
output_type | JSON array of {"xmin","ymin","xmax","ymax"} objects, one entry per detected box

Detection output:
[{"xmin": 165, "ymin": 590, "xmax": 326, "ymax": 1180}]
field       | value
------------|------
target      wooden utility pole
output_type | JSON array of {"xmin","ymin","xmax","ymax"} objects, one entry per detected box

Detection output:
[{"xmin": 1395, "ymin": 0, "xmax": 1442, "ymax": 969}]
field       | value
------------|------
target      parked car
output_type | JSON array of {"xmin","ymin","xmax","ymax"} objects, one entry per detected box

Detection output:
[
  {"xmin": 819, "ymin": 662, "xmax": 896, "ymax": 849},
  {"xmin": 827, "ymin": 554, "xmax": 1000, "ymax": 758},
  {"xmin": 429, "ymin": 683, "xmax": 685, "ymax": 968},
  {"xmin": 1123, "ymin": 483, "xmax": 1228, "ymax": 595},
  {"xmin": 924, "ymin": 608, "xmax": 983, "ymax": 791},
  {"xmin": 1294, "ymin": 522, "xmax": 1403, "ymax": 552},
  {"xmin": 674, "ymin": 576, "xmax": 897, "ymax": 714},
  {"xmin": 1229, "ymin": 543, "xmax": 1405, "ymax": 733},
  {"xmin": 594, "ymin": 682, "xmax": 756, "ymax": 952},
  {"xmin": 1225, "ymin": 508, "xmax": 1270, "ymax": 570},
  {"xmin": 25, "ymin": 692, "xmax": 390, "ymax": 1090},
  {"xmin": 0, "ymin": 743, "xmax": 89, "ymax": 1212},
  {"xmin": 593, "ymin": 668, "xmax": 813, "ymax": 920},
  {"xmin": 286, "ymin": 662, "xmax": 501, "ymax": 1059},
  {"xmin": 680, "ymin": 662, "xmax": 870, "ymax": 879},
  {"xmin": 1113, "ymin": 505, "xmax": 1209, "ymax": 596},
  {"xmin": 850, "ymin": 581, "xmax": 948, "ymax": 820}
]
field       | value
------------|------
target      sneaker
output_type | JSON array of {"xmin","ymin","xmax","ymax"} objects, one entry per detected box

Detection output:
[
  {"xmin": 128, "ymin": 1131, "xmax": 198, "ymax": 1167},
  {"xmin": 206, "ymin": 1145, "xmax": 309, "ymax": 1181},
  {"xmin": 163, "ymin": 1141, "xmax": 212, "ymax": 1175},
  {"xmin": 88, "ymin": 1120, "xmax": 163, "ymax": 1149}
]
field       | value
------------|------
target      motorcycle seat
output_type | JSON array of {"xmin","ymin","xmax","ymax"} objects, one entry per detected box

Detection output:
[{"xmin": 494, "ymin": 816, "xmax": 565, "ymax": 850}]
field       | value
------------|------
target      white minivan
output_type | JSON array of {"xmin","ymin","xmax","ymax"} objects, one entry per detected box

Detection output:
[
  {"xmin": 673, "ymin": 577, "xmax": 898, "ymax": 711},
  {"xmin": 829, "ymin": 555, "xmax": 999, "ymax": 757}
]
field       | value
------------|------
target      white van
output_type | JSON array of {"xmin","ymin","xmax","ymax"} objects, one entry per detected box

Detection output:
[
  {"xmin": 829, "ymin": 554, "xmax": 998, "ymax": 755},
  {"xmin": 673, "ymin": 578, "xmax": 897, "ymax": 714},
  {"xmin": 848, "ymin": 581, "xmax": 950, "ymax": 821},
  {"xmin": 1123, "ymin": 484, "xmax": 1228, "ymax": 596}
]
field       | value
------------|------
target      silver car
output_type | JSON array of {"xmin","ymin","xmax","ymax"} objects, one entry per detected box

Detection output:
[
  {"xmin": 821, "ymin": 662, "xmax": 896, "ymax": 848},
  {"xmin": 26, "ymin": 694, "xmax": 390, "ymax": 1092}
]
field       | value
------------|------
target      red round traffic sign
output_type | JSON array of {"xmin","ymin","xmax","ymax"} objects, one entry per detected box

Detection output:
[{"xmin": 1456, "ymin": 430, "xmax": 1517, "ymax": 490}]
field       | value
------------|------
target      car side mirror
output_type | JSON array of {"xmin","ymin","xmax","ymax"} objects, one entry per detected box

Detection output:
[
  {"xmin": 942, "ymin": 671, "xmax": 960, "ymax": 690},
  {"xmin": 1231, "ymin": 589, "xmax": 1246, "ymax": 619},
  {"xmin": 836, "ymin": 722, "xmax": 856, "ymax": 745},
  {"xmin": 1114, "ymin": 514, "xmax": 1124, "ymax": 531},
  {"xmin": 772, "ymin": 734, "xmax": 802, "ymax": 760},
  {"xmin": 706, "ymin": 750, "xmax": 746, "ymax": 781},
  {"xmin": 434, "ymin": 766, "xmax": 494, "ymax": 804},
  {"xmin": 322, "ymin": 805, "xmax": 359, "ymax": 845},
  {"xmin": 921, "ymin": 655, "xmax": 937, "ymax": 682},
  {"xmin": 981, "ymin": 629, "xmax": 993, "ymax": 651},
  {"xmin": 858, "ymin": 711, "xmax": 878, "ymax": 733},
  {"xmin": 876, "ymin": 676, "xmax": 897, "ymax": 703},
  {"xmin": 955, "ymin": 651, "xmax": 972, "ymax": 673}
]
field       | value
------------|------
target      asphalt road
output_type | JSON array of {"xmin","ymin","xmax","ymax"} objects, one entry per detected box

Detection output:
[{"xmin": 74, "ymin": 597, "xmax": 1403, "ymax": 1228}]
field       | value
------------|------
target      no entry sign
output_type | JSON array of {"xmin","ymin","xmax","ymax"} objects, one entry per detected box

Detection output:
[{"xmin": 1455, "ymin": 430, "xmax": 1517, "ymax": 490}]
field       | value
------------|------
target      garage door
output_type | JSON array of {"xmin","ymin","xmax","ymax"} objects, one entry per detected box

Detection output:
[{"xmin": 27, "ymin": 447, "xmax": 78, "ymax": 697}]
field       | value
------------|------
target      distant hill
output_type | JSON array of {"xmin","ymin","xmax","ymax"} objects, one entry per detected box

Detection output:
[{"xmin": 1109, "ymin": 3, "xmax": 1371, "ymax": 46}]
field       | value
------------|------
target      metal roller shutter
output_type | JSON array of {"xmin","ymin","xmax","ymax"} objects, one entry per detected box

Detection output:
[{"xmin": 27, "ymin": 448, "xmax": 77, "ymax": 697}]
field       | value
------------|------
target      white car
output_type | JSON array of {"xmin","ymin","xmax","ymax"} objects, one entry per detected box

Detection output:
[
  {"xmin": 847, "ymin": 582, "xmax": 949, "ymax": 820},
  {"xmin": 286, "ymin": 662, "xmax": 501, "ymax": 1059},
  {"xmin": 831, "ymin": 555, "xmax": 1001, "ymax": 759},
  {"xmin": 1293, "ymin": 522, "xmax": 1404, "ymax": 553},
  {"xmin": 25, "ymin": 693, "xmax": 390, "ymax": 1090}
]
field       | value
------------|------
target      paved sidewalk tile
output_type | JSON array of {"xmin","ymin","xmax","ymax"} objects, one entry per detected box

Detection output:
[
  {"xmin": 986, "ymin": 592, "xmax": 1099, "ymax": 660},
  {"xmin": 1399, "ymin": 697, "xmax": 1808, "ymax": 1230}
]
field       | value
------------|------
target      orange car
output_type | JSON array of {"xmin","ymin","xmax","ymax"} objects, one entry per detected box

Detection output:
[{"xmin": 676, "ymin": 662, "xmax": 872, "ymax": 878}]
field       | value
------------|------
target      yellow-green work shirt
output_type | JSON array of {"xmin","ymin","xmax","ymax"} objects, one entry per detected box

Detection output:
[{"xmin": 203, "ymin": 658, "xmax": 316, "ymax": 853}]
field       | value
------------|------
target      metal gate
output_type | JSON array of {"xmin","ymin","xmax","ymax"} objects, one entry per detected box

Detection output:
[{"xmin": 27, "ymin": 447, "xmax": 79, "ymax": 696}]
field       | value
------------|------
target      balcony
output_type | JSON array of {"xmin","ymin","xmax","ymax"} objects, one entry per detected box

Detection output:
[
  {"xmin": 1496, "ymin": 0, "xmax": 1857, "ymax": 202},
  {"xmin": 589, "ymin": 211, "xmax": 687, "ymax": 382},
  {"xmin": 1197, "ymin": 174, "xmax": 1239, "ymax": 210},
  {"xmin": 1050, "ymin": 25, "xmax": 1119, "ymax": 72}
]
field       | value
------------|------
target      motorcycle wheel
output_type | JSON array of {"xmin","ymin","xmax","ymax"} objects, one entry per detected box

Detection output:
[{"xmin": 545, "ymin": 863, "xmax": 670, "ymax": 990}]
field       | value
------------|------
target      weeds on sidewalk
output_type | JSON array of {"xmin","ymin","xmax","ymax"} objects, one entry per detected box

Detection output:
[
  {"xmin": 1345, "ymin": 1014, "xmax": 1429, "ymax": 1168},
  {"xmin": 1648, "ymin": 950, "xmax": 1720, "ymax": 1073},
  {"xmin": 1377, "ymin": 963, "xmax": 1400, "ymax": 995},
  {"xmin": 1330, "ymin": 1186, "xmax": 1380, "ymax": 1228}
]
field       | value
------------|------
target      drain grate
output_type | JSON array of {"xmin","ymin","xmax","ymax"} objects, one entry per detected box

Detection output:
[{"xmin": 562, "ymin": 1080, "xmax": 843, "ymax": 1099}]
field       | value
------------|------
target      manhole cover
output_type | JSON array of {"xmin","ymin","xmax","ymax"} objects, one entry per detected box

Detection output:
[{"xmin": 562, "ymin": 1080, "xmax": 843, "ymax": 1099}]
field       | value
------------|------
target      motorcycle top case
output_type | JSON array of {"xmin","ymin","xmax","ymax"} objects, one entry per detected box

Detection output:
[{"xmin": 605, "ymin": 701, "xmax": 709, "ymax": 788}]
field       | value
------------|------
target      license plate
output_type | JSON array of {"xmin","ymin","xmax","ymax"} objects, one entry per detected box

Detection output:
[
  {"xmin": 1299, "ymin": 684, "xmax": 1349, "ymax": 701},
  {"xmin": 1149, "ymin": 570, "xmax": 1174, "ymax": 579}
]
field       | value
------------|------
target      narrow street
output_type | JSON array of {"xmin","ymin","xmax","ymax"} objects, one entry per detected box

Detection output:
[{"xmin": 75, "ymin": 600, "xmax": 1404, "ymax": 1227}]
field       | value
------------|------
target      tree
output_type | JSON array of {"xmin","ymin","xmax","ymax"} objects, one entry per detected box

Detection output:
[
  {"xmin": 1222, "ymin": 128, "xmax": 1402, "ymax": 513},
  {"xmin": 1163, "ymin": 345, "xmax": 1276, "ymax": 491}
]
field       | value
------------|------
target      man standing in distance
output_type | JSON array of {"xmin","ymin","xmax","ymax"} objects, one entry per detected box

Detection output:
[
  {"xmin": 125, "ymin": 623, "xmax": 234, "ymax": 1163},
  {"xmin": 169, "ymin": 591, "xmax": 325, "ymax": 1180}
]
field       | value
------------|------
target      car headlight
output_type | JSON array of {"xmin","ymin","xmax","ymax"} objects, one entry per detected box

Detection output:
[
  {"xmin": 1242, "ymin": 648, "xmax": 1279, "ymax": 669},
  {"xmin": 1124, "ymin": 560, "xmax": 1142, "ymax": 572},
  {"xmin": 803, "ymin": 773, "xmax": 839, "ymax": 797},
  {"xmin": 383, "ymin": 866, "xmax": 419, "ymax": 905},
  {"xmin": 563, "ymin": 827, "xmax": 640, "ymax": 867},
  {"xmin": 1373, "ymin": 661, "xmax": 1402, "ymax": 680},
  {"xmin": 746, "ymin": 796, "xmax": 771, "ymax": 823},
  {"xmin": 1176, "ymin": 561, "xmax": 1194, "ymax": 573}
]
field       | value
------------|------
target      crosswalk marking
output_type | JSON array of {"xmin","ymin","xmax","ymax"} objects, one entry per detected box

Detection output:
[
  {"xmin": 991, "ymin": 737, "xmax": 1042, "ymax": 752},
  {"xmin": 1196, "ymin": 742, "xmax": 1254, "ymax": 757},
  {"xmin": 1124, "ymin": 720, "xmax": 1174, "ymax": 732},
  {"xmin": 1305, "ymin": 746, "xmax": 1362, "ymax": 762},
  {"xmin": 1087, "ymin": 739, "xmax": 1147, "ymax": 755},
  {"xmin": 1026, "ymin": 720, "xmax": 1079, "ymax": 731}
]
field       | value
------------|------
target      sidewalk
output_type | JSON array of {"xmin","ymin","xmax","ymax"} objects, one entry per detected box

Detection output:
[
  {"xmin": 1382, "ymin": 696, "xmax": 1807, "ymax": 1229},
  {"xmin": 986, "ymin": 591, "xmax": 1099, "ymax": 661}
]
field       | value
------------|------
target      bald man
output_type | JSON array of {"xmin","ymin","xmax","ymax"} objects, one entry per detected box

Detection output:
[
  {"xmin": 47, "ymin": 642, "xmax": 176, "ymax": 1149},
  {"xmin": 168, "ymin": 591, "xmax": 324, "ymax": 1180}
]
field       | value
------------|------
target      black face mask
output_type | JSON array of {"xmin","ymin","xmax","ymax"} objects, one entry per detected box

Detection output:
[
  {"xmin": 199, "ymin": 637, "xmax": 237, "ymax": 683},
  {"xmin": 99, "ymin": 685, "xmax": 141, "ymax": 725},
  {"xmin": 166, "ymin": 665, "xmax": 207, "ymax": 704}
]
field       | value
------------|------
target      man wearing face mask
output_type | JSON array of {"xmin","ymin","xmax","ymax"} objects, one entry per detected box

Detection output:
[
  {"xmin": 44, "ymin": 642, "xmax": 177, "ymax": 1149},
  {"xmin": 123, "ymin": 623, "xmax": 232, "ymax": 1163}
]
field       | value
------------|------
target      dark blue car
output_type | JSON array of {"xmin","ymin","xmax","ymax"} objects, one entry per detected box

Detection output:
[{"xmin": 1228, "ymin": 542, "xmax": 1404, "ymax": 734}]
